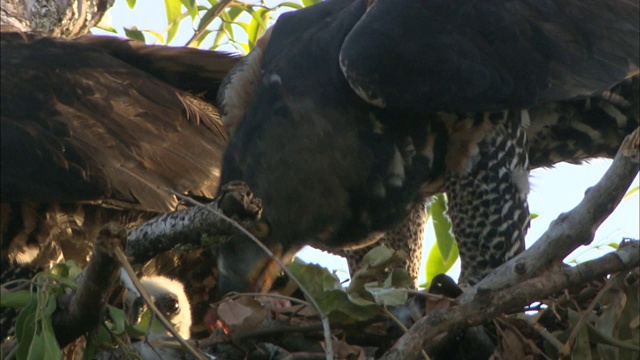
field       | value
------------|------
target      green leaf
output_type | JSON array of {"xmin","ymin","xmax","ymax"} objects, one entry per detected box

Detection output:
[
  {"xmin": 243, "ymin": 8, "xmax": 270, "ymax": 49},
  {"xmin": 429, "ymin": 194, "xmax": 456, "ymax": 260},
  {"xmin": 167, "ymin": 11, "xmax": 193, "ymax": 44},
  {"xmin": 260, "ymin": 9, "xmax": 272, "ymax": 33},
  {"xmin": 15, "ymin": 299, "xmax": 38, "ymax": 360},
  {"xmin": 212, "ymin": 20, "xmax": 228, "ymax": 48},
  {"xmin": 361, "ymin": 245, "xmax": 397, "ymax": 268},
  {"xmin": 93, "ymin": 24, "xmax": 117, "ymax": 33},
  {"xmin": 26, "ymin": 332, "xmax": 46, "ymax": 360},
  {"xmin": 125, "ymin": 322, "xmax": 147, "ymax": 339},
  {"xmin": 13, "ymin": 274, "xmax": 63, "ymax": 359},
  {"xmin": 123, "ymin": 27, "xmax": 146, "ymax": 43},
  {"xmin": 276, "ymin": 2, "xmax": 303, "ymax": 10},
  {"xmin": 290, "ymin": 248, "xmax": 410, "ymax": 323},
  {"xmin": 164, "ymin": 0, "xmax": 183, "ymax": 43},
  {"xmin": 85, "ymin": 324, "xmax": 112, "ymax": 357},
  {"xmin": 425, "ymin": 238, "xmax": 459, "ymax": 285},
  {"xmin": 143, "ymin": 30, "xmax": 166, "ymax": 44},
  {"xmin": 40, "ymin": 317, "xmax": 62, "ymax": 360},
  {"xmin": 132, "ymin": 309, "xmax": 153, "ymax": 335},
  {"xmin": 83, "ymin": 333, "xmax": 97, "ymax": 360},
  {"xmin": 365, "ymin": 285, "xmax": 408, "ymax": 306},
  {"xmin": 126, "ymin": 0, "xmax": 137, "ymax": 9},
  {"xmin": 245, "ymin": 7, "xmax": 269, "ymax": 33},
  {"xmin": 180, "ymin": 0, "xmax": 198, "ymax": 20},
  {"xmin": 96, "ymin": 323, "xmax": 113, "ymax": 345},
  {"xmin": 65, "ymin": 260, "xmax": 83, "ymax": 280},
  {"xmin": 224, "ymin": 22, "xmax": 235, "ymax": 42},
  {"xmin": 44, "ymin": 294, "xmax": 57, "ymax": 316},
  {"xmin": 288, "ymin": 259, "xmax": 343, "ymax": 293},
  {"xmin": 197, "ymin": 0, "xmax": 235, "ymax": 33},
  {"xmin": 287, "ymin": 259, "xmax": 381, "ymax": 323},
  {"xmin": 302, "ymin": 0, "xmax": 323, "ymax": 6},
  {"xmin": 530, "ymin": 213, "xmax": 539, "ymax": 220},
  {"xmin": 424, "ymin": 194, "xmax": 459, "ymax": 284},
  {"xmin": 193, "ymin": 29, "xmax": 213, "ymax": 48},
  {"xmin": 0, "ymin": 290, "xmax": 34, "ymax": 308},
  {"xmin": 92, "ymin": 8, "xmax": 116, "ymax": 34},
  {"xmin": 219, "ymin": 12, "xmax": 236, "ymax": 40},
  {"xmin": 107, "ymin": 306, "xmax": 127, "ymax": 336},
  {"xmin": 49, "ymin": 263, "xmax": 69, "ymax": 278},
  {"xmin": 346, "ymin": 291, "xmax": 376, "ymax": 306},
  {"xmin": 324, "ymin": 291, "xmax": 381, "ymax": 323},
  {"xmin": 236, "ymin": 42, "xmax": 250, "ymax": 54},
  {"xmin": 348, "ymin": 246, "xmax": 410, "ymax": 295},
  {"xmin": 623, "ymin": 185, "xmax": 639, "ymax": 201},
  {"xmin": 226, "ymin": 5, "xmax": 245, "ymax": 21},
  {"xmin": 48, "ymin": 274, "xmax": 78, "ymax": 290},
  {"xmin": 197, "ymin": 6, "xmax": 220, "ymax": 32}
]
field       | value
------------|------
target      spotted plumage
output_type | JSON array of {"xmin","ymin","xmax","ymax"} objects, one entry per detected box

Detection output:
[{"xmin": 445, "ymin": 110, "xmax": 530, "ymax": 285}]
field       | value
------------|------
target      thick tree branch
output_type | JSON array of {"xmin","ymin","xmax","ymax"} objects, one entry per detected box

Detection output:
[
  {"xmin": 1, "ymin": 0, "xmax": 113, "ymax": 37},
  {"xmin": 380, "ymin": 241, "xmax": 639, "ymax": 360},
  {"xmin": 126, "ymin": 181, "xmax": 263, "ymax": 264},
  {"xmin": 53, "ymin": 222, "xmax": 126, "ymax": 347}
]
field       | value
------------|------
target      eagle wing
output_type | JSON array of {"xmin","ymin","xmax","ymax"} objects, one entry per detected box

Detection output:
[
  {"xmin": 1, "ymin": 33, "xmax": 238, "ymax": 212},
  {"xmin": 339, "ymin": 0, "xmax": 639, "ymax": 112}
]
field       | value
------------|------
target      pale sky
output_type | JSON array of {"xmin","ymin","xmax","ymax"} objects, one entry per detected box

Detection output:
[{"xmin": 94, "ymin": 0, "xmax": 640, "ymax": 286}]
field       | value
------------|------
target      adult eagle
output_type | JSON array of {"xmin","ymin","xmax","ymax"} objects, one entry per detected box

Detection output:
[
  {"xmin": 0, "ymin": 31, "xmax": 238, "ymax": 271},
  {"xmin": 217, "ymin": 0, "xmax": 639, "ymax": 292}
]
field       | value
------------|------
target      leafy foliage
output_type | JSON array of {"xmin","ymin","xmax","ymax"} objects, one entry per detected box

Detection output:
[
  {"xmin": 2, "ymin": 261, "xmax": 83, "ymax": 360},
  {"xmin": 534, "ymin": 271, "xmax": 640, "ymax": 360},
  {"xmin": 287, "ymin": 245, "xmax": 413, "ymax": 324},
  {"xmin": 99, "ymin": 0, "xmax": 323, "ymax": 54}
]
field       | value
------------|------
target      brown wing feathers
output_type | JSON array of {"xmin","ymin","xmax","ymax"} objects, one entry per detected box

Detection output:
[
  {"xmin": 1, "ymin": 31, "xmax": 239, "ymax": 271},
  {"xmin": 1, "ymin": 32, "xmax": 238, "ymax": 212}
]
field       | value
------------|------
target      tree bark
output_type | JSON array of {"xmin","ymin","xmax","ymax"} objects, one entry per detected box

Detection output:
[
  {"xmin": 1, "ymin": 0, "xmax": 114, "ymax": 37},
  {"xmin": 53, "ymin": 222, "xmax": 125, "ymax": 347}
]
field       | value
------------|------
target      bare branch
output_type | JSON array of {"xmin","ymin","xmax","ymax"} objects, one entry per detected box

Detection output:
[
  {"xmin": 380, "ymin": 241, "xmax": 639, "ymax": 360},
  {"xmin": 53, "ymin": 222, "xmax": 126, "ymax": 347}
]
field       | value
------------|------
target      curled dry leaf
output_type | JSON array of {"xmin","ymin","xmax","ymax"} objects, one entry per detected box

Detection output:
[{"xmin": 215, "ymin": 297, "xmax": 267, "ymax": 337}]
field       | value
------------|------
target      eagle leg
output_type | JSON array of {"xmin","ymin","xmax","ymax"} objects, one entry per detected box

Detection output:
[{"xmin": 445, "ymin": 110, "xmax": 531, "ymax": 286}]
